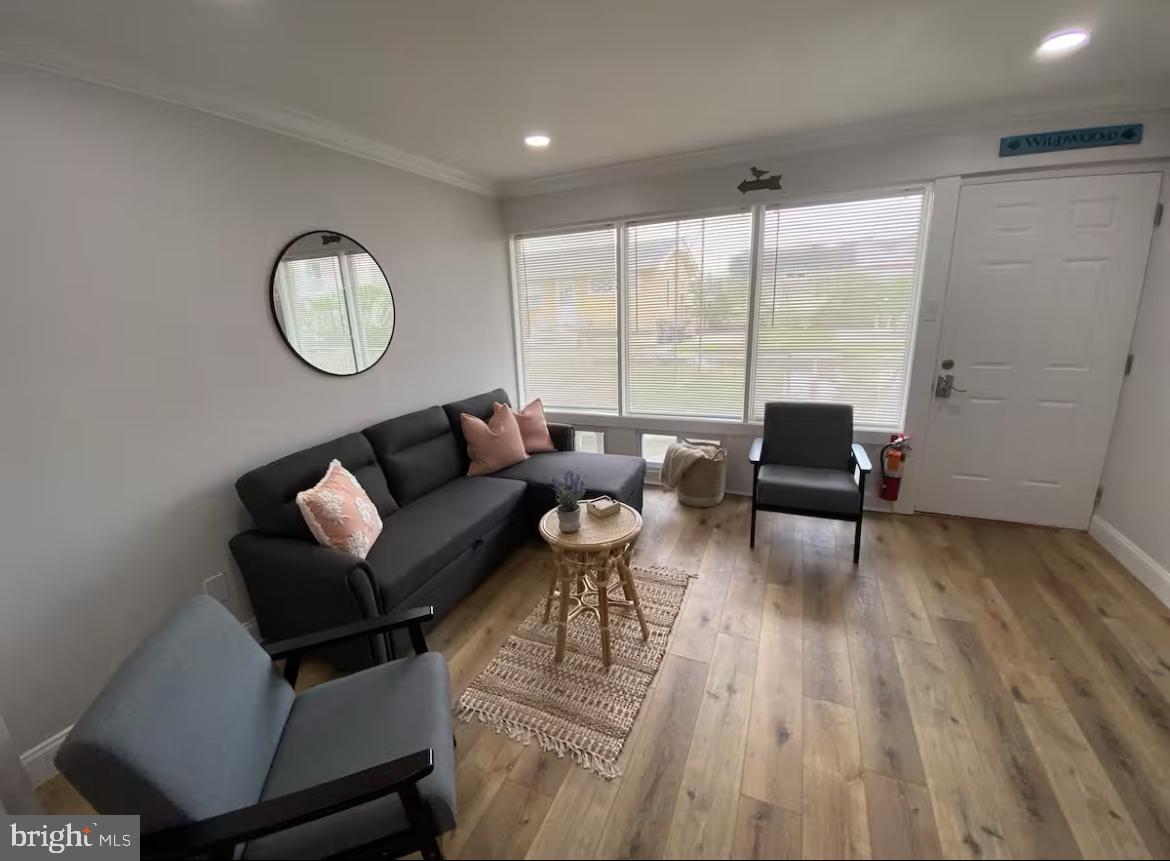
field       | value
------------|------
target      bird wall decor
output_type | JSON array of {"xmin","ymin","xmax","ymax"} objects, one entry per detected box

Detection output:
[{"xmin": 737, "ymin": 166, "xmax": 782, "ymax": 193}]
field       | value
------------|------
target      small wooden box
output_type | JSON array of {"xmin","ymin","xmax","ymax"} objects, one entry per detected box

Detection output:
[{"xmin": 587, "ymin": 496, "xmax": 620, "ymax": 519}]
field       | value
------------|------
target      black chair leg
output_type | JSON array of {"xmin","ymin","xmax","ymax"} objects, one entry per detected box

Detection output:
[
  {"xmin": 750, "ymin": 499, "xmax": 757, "ymax": 548},
  {"xmin": 852, "ymin": 515, "xmax": 862, "ymax": 564},
  {"xmin": 400, "ymin": 783, "xmax": 443, "ymax": 860}
]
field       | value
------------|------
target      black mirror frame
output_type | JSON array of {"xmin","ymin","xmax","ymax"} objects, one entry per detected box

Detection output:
[{"xmin": 269, "ymin": 230, "xmax": 396, "ymax": 377}]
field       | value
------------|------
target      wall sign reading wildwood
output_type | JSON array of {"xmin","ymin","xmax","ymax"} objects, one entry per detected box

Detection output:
[{"xmin": 999, "ymin": 123, "xmax": 1143, "ymax": 157}]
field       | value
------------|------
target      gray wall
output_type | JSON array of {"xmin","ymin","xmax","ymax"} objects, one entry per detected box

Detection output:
[
  {"xmin": 0, "ymin": 65, "xmax": 514, "ymax": 753},
  {"xmin": 1097, "ymin": 168, "xmax": 1170, "ymax": 598}
]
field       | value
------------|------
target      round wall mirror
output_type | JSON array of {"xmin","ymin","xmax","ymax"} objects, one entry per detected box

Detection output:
[{"xmin": 270, "ymin": 231, "xmax": 395, "ymax": 375}]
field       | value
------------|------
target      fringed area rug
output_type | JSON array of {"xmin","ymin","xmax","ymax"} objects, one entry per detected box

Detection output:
[{"xmin": 457, "ymin": 564, "xmax": 691, "ymax": 779}]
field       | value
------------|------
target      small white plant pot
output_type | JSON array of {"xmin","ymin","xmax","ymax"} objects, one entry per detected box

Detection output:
[{"xmin": 558, "ymin": 504, "xmax": 582, "ymax": 533}]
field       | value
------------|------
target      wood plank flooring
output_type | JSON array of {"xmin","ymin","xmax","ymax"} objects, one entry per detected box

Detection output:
[{"xmin": 39, "ymin": 489, "xmax": 1170, "ymax": 859}]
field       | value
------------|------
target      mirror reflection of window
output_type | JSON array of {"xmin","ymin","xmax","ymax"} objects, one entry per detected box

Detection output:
[{"xmin": 271, "ymin": 233, "xmax": 395, "ymax": 375}]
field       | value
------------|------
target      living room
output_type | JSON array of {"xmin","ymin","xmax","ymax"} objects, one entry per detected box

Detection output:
[{"xmin": 2, "ymin": 2, "xmax": 1170, "ymax": 859}]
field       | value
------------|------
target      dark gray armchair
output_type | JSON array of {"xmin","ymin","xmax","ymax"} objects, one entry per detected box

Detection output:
[
  {"xmin": 749, "ymin": 402, "xmax": 872, "ymax": 563},
  {"xmin": 56, "ymin": 596, "xmax": 453, "ymax": 860}
]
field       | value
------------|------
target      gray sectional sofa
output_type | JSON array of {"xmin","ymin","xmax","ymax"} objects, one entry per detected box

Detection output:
[{"xmin": 230, "ymin": 388, "xmax": 646, "ymax": 666}]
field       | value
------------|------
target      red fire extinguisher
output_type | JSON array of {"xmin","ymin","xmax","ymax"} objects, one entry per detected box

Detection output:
[{"xmin": 879, "ymin": 433, "xmax": 912, "ymax": 501}]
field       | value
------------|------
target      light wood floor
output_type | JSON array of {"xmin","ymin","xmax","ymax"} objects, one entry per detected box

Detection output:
[{"xmin": 41, "ymin": 488, "xmax": 1170, "ymax": 859}]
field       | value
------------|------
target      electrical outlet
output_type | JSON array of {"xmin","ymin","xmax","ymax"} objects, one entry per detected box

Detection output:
[{"xmin": 203, "ymin": 572, "xmax": 232, "ymax": 606}]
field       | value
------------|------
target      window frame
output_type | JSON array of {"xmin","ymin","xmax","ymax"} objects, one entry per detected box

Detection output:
[
  {"xmin": 746, "ymin": 186, "xmax": 931, "ymax": 430},
  {"xmin": 622, "ymin": 206, "xmax": 756, "ymax": 422},
  {"xmin": 573, "ymin": 427, "xmax": 608, "ymax": 454},
  {"xmin": 639, "ymin": 431, "xmax": 680, "ymax": 467},
  {"xmin": 508, "ymin": 221, "xmax": 622, "ymax": 415},
  {"xmin": 508, "ymin": 184, "xmax": 931, "ymax": 433}
]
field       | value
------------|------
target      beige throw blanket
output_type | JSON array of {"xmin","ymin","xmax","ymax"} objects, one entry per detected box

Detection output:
[{"xmin": 661, "ymin": 440, "xmax": 724, "ymax": 489}]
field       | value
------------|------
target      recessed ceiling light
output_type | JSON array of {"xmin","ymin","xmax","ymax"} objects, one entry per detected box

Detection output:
[
  {"xmin": 1035, "ymin": 29, "xmax": 1090, "ymax": 59},
  {"xmin": 524, "ymin": 134, "xmax": 551, "ymax": 148}
]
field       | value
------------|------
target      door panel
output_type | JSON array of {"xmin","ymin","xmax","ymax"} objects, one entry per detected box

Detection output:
[{"xmin": 918, "ymin": 173, "xmax": 1160, "ymax": 528}]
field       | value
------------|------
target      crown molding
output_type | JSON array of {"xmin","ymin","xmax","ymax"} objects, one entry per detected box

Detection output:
[
  {"xmin": 500, "ymin": 84, "xmax": 1170, "ymax": 199},
  {"xmin": 8, "ymin": 47, "xmax": 1168, "ymax": 203},
  {"xmin": 0, "ymin": 49, "xmax": 497, "ymax": 196}
]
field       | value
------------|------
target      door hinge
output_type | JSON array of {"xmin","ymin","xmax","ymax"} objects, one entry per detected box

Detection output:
[
  {"xmin": 1156, "ymin": 202, "xmax": 1164, "ymax": 227},
  {"xmin": 1125, "ymin": 353, "xmax": 1135, "ymax": 376},
  {"xmin": 1094, "ymin": 485, "xmax": 1104, "ymax": 507}
]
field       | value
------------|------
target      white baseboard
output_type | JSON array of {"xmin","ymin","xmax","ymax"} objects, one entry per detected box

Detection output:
[
  {"xmin": 1089, "ymin": 515, "xmax": 1170, "ymax": 610},
  {"xmin": 20, "ymin": 725, "xmax": 71, "ymax": 788}
]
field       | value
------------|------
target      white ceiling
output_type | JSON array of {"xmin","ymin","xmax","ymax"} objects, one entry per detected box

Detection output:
[{"xmin": 3, "ymin": 0, "xmax": 1170, "ymax": 194}]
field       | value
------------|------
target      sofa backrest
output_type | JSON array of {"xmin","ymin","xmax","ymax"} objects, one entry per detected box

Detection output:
[
  {"xmin": 363, "ymin": 406, "xmax": 464, "ymax": 505},
  {"xmin": 236, "ymin": 433, "xmax": 398, "ymax": 539},
  {"xmin": 441, "ymin": 388, "xmax": 511, "ymax": 470},
  {"xmin": 56, "ymin": 597, "xmax": 295, "ymax": 833}
]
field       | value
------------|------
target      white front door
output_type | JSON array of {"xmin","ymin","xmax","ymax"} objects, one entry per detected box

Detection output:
[{"xmin": 917, "ymin": 172, "xmax": 1161, "ymax": 528}]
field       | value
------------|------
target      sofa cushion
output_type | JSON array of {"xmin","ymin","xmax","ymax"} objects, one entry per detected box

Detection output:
[
  {"xmin": 237, "ymin": 433, "xmax": 397, "ymax": 541},
  {"xmin": 296, "ymin": 460, "xmax": 383, "ymax": 559},
  {"xmin": 363, "ymin": 407, "xmax": 463, "ymax": 505},
  {"xmin": 756, "ymin": 463, "xmax": 860, "ymax": 515},
  {"xmin": 506, "ymin": 399, "xmax": 557, "ymax": 453},
  {"xmin": 365, "ymin": 476, "xmax": 526, "ymax": 607},
  {"xmin": 462, "ymin": 407, "xmax": 529, "ymax": 476},
  {"xmin": 441, "ymin": 388, "xmax": 511, "ymax": 468},
  {"xmin": 494, "ymin": 451, "xmax": 647, "ymax": 513},
  {"xmin": 243, "ymin": 652, "xmax": 454, "ymax": 859}
]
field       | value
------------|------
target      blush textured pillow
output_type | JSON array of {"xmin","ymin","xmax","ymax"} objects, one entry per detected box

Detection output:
[
  {"xmin": 295, "ymin": 459, "xmax": 383, "ymax": 558},
  {"xmin": 495, "ymin": 398, "xmax": 556, "ymax": 453},
  {"xmin": 462, "ymin": 407, "xmax": 530, "ymax": 475}
]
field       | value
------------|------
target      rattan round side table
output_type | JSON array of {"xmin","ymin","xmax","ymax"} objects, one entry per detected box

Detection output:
[{"xmin": 538, "ymin": 502, "xmax": 649, "ymax": 668}]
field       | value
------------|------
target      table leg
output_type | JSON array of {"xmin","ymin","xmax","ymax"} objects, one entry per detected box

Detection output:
[
  {"xmin": 597, "ymin": 558, "xmax": 612, "ymax": 668},
  {"xmin": 617, "ymin": 545, "xmax": 636, "ymax": 601},
  {"xmin": 554, "ymin": 554, "xmax": 572, "ymax": 663},
  {"xmin": 542, "ymin": 552, "xmax": 558, "ymax": 624},
  {"xmin": 616, "ymin": 552, "xmax": 650, "ymax": 641}
]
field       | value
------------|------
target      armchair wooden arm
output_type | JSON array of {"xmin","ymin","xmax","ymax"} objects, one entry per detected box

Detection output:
[
  {"xmin": 265, "ymin": 606, "xmax": 434, "ymax": 685},
  {"xmin": 851, "ymin": 443, "xmax": 872, "ymax": 474},
  {"xmin": 142, "ymin": 750, "xmax": 435, "ymax": 860}
]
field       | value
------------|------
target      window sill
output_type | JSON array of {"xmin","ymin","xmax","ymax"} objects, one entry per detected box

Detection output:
[{"xmin": 546, "ymin": 410, "xmax": 900, "ymax": 446}]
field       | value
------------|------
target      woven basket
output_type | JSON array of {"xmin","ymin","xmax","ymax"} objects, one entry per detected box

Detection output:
[{"xmin": 676, "ymin": 442, "xmax": 727, "ymax": 508}]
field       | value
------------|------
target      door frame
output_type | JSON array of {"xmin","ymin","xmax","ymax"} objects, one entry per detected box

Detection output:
[{"xmin": 908, "ymin": 163, "xmax": 1167, "ymax": 523}]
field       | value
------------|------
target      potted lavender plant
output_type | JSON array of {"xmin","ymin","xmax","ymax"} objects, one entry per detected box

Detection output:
[{"xmin": 553, "ymin": 470, "xmax": 586, "ymax": 533}]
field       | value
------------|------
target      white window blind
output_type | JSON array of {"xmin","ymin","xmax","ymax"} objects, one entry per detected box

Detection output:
[
  {"xmin": 347, "ymin": 252, "xmax": 394, "ymax": 366},
  {"xmin": 752, "ymin": 192, "xmax": 925, "ymax": 428},
  {"xmin": 513, "ymin": 227, "xmax": 618, "ymax": 412},
  {"xmin": 278, "ymin": 256, "xmax": 358, "ymax": 375},
  {"xmin": 625, "ymin": 211, "xmax": 753, "ymax": 419}
]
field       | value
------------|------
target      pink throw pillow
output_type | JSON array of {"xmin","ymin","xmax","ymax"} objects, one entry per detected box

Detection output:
[
  {"xmin": 462, "ymin": 407, "xmax": 530, "ymax": 475},
  {"xmin": 296, "ymin": 460, "xmax": 383, "ymax": 559},
  {"xmin": 495, "ymin": 399, "xmax": 556, "ymax": 453}
]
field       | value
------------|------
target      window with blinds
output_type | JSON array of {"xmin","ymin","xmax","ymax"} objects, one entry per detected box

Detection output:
[
  {"xmin": 752, "ymin": 192, "xmax": 925, "ymax": 428},
  {"xmin": 277, "ymin": 255, "xmax": 358, "ymax": 375},
  {"xmin": 513, "ymin": 227, "xmax": 618, "ymax": 412},
  {"xmin": 348, "ymin": 253, "xmax": 394, "ymax": 367},
  {"xmin": 626, "ymin": 211, "xmax": 753, "ymax": 419},
  {"xmin": 275, "ymin": 251, "xmax": 393, "ymax": 375}
]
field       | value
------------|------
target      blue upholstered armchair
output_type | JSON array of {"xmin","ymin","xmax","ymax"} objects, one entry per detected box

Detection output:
[
  {"xmin": 56, "ymin": 596, "xmax": 453, "ymax": 860},
  {"xmin": 749, "ymin": 402, "xmax": 872, "ymax": 563}
]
